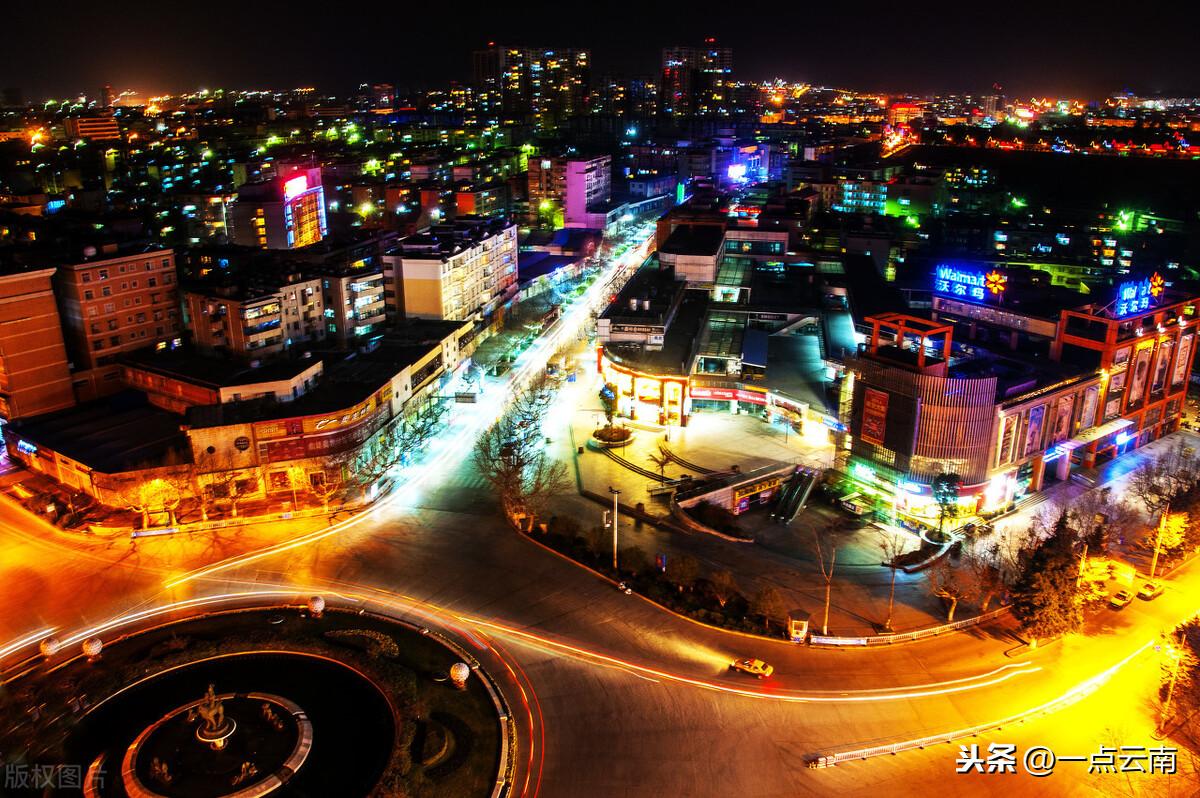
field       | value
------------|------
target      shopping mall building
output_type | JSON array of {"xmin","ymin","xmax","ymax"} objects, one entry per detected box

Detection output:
[{"xmin": 839, "ymin": 264, "xmax": 1199, "ymax": 526}]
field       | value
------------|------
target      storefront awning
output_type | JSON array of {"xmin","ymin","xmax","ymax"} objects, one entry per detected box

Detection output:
[{"xmin": 1055, "ymin": 418, "xmax": 1134, "ymax": 452}]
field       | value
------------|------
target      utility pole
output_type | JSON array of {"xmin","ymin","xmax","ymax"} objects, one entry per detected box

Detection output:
[
  {"xmin": 1076, "ymin": 542, "xmax": 1089, "ymax": 588},
  {"xmin": 609, "ymin": 486, "xmax": 621, "ymax": 571}
]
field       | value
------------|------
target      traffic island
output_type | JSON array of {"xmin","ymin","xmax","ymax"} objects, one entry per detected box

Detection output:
[{"xmin": 4, "ymin": 606, "xmax": 504, "ymax": 798}]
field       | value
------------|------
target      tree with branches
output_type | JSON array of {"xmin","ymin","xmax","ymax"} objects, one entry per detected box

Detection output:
[
  {"xmin": 963, "ymin": 539, "xmax": 1008, "ymax": 612},
  {"xmin": 926, "ymin": 556, "xmax": 976, "ymax": 622},
  {"xmin": 670, "ymin": 554, "xmax": 701, "ymax": 592},
  {"xmin": 1129, "ymin": 442, "xmax": 1200, "ymax": 519},
  {"xmin": 751, "ymin": 586, "xmax": 787, "ymax": 632},
  {"xmin": 877, "ymin": 530, "xmax": 909, "ymax": 632},
  {"xmin": 647, "ymin": 445, "xmax": 672, "ymax": 483},
  {"xmin": 474, "ymin": 375, "xmax": 567, "ymax": 525},
  {"xmin": 707, "ymin": 570, "xmax": 738, "ymax": 609},
  {"xmin": 813, "ymin": 527, "xmax": 838, "ymax": 635},
  {"xmin": 117, "ymin": 475, "xmax": 184, "ymax": 529},
  {"xmin": 1010, "ymin": 512, "xmax": 1083, "ymax": 647},
  {"xmin": 931, "ymin": 472, "xmax": 963, "ymax": 536}
]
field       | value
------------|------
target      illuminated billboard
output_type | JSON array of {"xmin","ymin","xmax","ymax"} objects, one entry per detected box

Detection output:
[
  {"xmin": 933, "ymin": 264, "xmax": 1006, "ymax": 303},
  {"xmin": 1114, "ymin": 272, "xmax": 1164, "ymax": 318}
]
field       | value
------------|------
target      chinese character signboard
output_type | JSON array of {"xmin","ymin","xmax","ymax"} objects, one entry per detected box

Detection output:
[
  {"xmin": 861, "ymin": 388, "xmax": 889, "ymax": 446},
  {"xmin": 934, "ymin": 265, "xmax": 1007, "ymax": 303},
  {"xmin": 1114, "ymin": 272, "xmax": 1165, "ymax": 318}
]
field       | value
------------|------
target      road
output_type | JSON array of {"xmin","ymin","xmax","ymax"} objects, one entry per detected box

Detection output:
[{"xmin": 1, "ymin": 221, "xmax": 1197, "ymax": 795}]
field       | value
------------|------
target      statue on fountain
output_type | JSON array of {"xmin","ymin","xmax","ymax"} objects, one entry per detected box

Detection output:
[
  {"xmin": 195, "ymin": 684, "xmax": 236, "ymax": 749},
  {"xmin": 198, "ymin": 684, "xmax": 225, "ymax": 733}
]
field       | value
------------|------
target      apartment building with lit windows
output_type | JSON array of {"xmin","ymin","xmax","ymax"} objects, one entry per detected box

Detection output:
[
  {"xmin": 53, "ymin": 243, "xmax": 181, "ymax": 400},
  {"xmin": 183, "ymin": 269, "xmax": 325, "ymax": 361},
  {"xmin": 320, "ymin": 266, "xmax": 386, "ymax": 348},
  {"xmin": 383, "ymin": 217, "xmax": 518, "ymax": 323},
  {"xmin": 230, "ymin": 168, "xmax": 327, "ymax": 250}
]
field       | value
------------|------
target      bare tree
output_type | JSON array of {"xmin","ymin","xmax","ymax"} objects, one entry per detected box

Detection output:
[
  {"xmin": 708, "ymin": 570, "xmax": 738, "ymax": 608},
  {"xmin": 813, "ymin": 527, "xmax": 838, "ymax": 635},
  {"xmin": 116, "ymin": 475, "xmax": 184, "ymax": 529},
  {"xmin": 1129, "ymin": 442, "xmax": 1200, "ymax": 519},
  {"xmin": 474, "ymin": 376, "xmax": 567, "ymax": 524},
  {"xmin": 927, "ymin": 557, "xmax": 976, "ymax": 622},
  {"xmin": 877, "ymin": 530, "xmax": 909, "ymax": 632},
  {"xmin": 963, "ymin": 540, "xmax": 1007, "ymax": 612},
  {"xmin": 647, "ymin": 445, "xmax": 672, "ymax": 482},
  {"xmin": 201, "ymin": 452, "xmax": 254, "ymax": 519}
]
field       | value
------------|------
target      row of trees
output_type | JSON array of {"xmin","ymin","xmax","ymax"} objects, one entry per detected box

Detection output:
[
  {"xmin": 112, "ymin": 399, "xmax": 451, "ymax": 529},
  {"xmin": 474, "ymin": 374, "xmax": 568, "ymax": 525}
]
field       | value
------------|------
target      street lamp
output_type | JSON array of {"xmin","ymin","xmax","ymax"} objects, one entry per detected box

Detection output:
[{"xmin": 608, "ymin": 486, "xmax": 621, "ymax": 571}]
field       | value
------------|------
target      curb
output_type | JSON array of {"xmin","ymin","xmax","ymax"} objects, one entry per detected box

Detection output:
[{"xmin": 508, "ymin": 513, "xmax": 789, "ymax": 645}]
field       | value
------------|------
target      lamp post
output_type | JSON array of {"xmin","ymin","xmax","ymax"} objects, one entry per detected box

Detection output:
[{"xmin": 609, "ymin": 486, "xmax": 621, "ymax": 571}]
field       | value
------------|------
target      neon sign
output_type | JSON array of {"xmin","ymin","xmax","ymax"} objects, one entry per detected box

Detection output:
[
  {"xmin": 1114, "ymin": 272, "xmax": 1163, "ymax": 318},
  {"xmin": 934, "ymin": 265, "xmax": 1005, "ymax": 302},
  {"xmin": 282, "ymin": 174, "xmax": 308, "ymax": 201}
]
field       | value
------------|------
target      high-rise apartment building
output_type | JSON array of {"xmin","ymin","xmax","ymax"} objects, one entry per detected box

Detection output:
[
  {"xmin": 527, "ymin": 155, "xmax": 612, "ymax": 228},
  {"xmin": 661, "ymin": 40, "xmax": 733, "ymax": 116},
  {"xmin": 230, "ymin": 168, "xmax": 327, "ymax": 250},
  {"xmin": 383, "ymin": 217, "xmax": 518, "ymax": 322},
  {"xmin": 53, "ymin": 244, "xmax": 182, "ymax": 400},
  {"xmin": 0, "ymin": 267, "xmax": 75, "ymax": 420},
  {"xmin": 472, "ymin": 44, "xmax": 590, "ymax": 124}
]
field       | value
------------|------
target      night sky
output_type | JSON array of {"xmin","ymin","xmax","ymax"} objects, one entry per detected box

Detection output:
[{"xmin": 4, "ymin": 1, "xmax": 1199, "ymax": 100}]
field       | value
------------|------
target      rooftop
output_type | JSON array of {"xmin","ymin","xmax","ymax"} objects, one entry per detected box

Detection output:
[
  {"xmin": 7, "ymin": 391, "xmax": 189, "ymax": 473},
  {"xmin": 600, "ymin": 257, "xmax": 685, "ymax": 326},
  {"xmin": 121, "ymin": 347, "xmax": 322, "ymax": 389},
  {"xmin": 659, "ymin": 224, "xmax": 725, "ymax": 257}
]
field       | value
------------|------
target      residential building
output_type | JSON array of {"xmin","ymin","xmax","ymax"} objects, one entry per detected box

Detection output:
[
  {"xmin": 230, "ymin": 168, "xmax": 327, "ymax": 250},
  {"xmin": 383, "ymin": 217, "xmax": 518, "ymax": 322},
  {"xmin": 183, "ymin": 268, "xmax": 324, "ymax": 360},
  {"xmin": 0, "ymin": 266, "xmax": 75, "ymax": 420},
  {"xmin": 661, "ymin": 41, "xmax": 733, "ymax": 116},
  {"xmin": 472, "ymin": 44, "xmax": 590, "ymax": 124},
  {"xmin": 53, "ymin": 244, "xmax": 181, "ymax": 401}
]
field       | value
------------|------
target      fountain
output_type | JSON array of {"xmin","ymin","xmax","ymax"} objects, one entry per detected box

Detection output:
[
  {"xmin": 120, "ymin": 683, "xmax": 312, "ymax": 798},
  {"xmin": 195, "ymin": 684, "xmax": 236, "ymax": 750}
]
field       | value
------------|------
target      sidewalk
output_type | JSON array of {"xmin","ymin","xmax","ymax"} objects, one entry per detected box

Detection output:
[{"xmin": 544, "ymin": 358, "xmax": 948, "ymax": 637}]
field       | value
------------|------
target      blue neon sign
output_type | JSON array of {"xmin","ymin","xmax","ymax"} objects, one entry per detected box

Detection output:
[
  {"xmin": 1114, "ymin": 278, "xmax": 1155, "ymax": 318},
  {"xmin": 934, "ymin": 264, "xmax": 988, "ymax": 302}
]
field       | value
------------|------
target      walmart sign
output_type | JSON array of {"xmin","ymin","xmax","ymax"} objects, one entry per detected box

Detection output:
[
  {"xmin": 1114, "ymin": 274, "xmax": 1163, "ymax": 318},
  {"xmin": 934, "ymin": 265, "xmax": 988, "ymax": 302}
]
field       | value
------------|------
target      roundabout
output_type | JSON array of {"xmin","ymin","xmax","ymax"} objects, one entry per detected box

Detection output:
[{"xmin": 5, "ymin": 600, "xmax": 509, "ymax": 798}]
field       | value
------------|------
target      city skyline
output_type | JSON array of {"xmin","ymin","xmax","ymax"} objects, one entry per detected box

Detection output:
[{"xmin": 5, "ymin": 1, "xmax": 1200, "ymax": 99}]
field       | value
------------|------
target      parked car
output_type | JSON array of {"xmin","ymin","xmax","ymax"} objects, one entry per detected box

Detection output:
[
  {"xmin": 1137, "ymin": 582, "xmax": 1164, "ymax": 601},
  {"xmin": 1109, "ymin": 590, "xmax": 1134, "ymax": 610},
  {"xmin": 729, "ymin": 658, "xmax": 774, "ymax": 679}
]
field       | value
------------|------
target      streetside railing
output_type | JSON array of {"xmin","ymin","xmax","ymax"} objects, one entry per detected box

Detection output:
[
  {"xmin": 809, "ymin": 606, "xmax": 1011, "ymax": 647},
  {"xmin": 808, "ymin": 637, "xmax": 1153, "ymax": 767}
]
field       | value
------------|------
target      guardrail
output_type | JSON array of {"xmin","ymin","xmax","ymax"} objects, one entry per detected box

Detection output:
[
  {"xmin": 809, "ymin": 606, "xmax": 1011, "ymax": 647},
  {"xmin": 808, "ymin": 637, "xmax": 1153, "ymax": 767}
]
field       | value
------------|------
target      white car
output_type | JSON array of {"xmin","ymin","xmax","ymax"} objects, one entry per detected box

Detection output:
[
  {"xmin": 1137, "ymin": 582, "xmax": 1164, "ymax": 601},
  {"xmin": 1109, "ymin": 590, "xmax": 1133, "ymax": 610}
]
